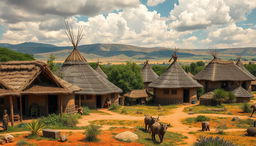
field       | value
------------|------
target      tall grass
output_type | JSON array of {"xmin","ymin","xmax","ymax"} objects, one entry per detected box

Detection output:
[
  {"xmin": 84, "ymin": 124, "xmax": 101, "ymax": 142},
  {"xmin": 25, "ymin": 120, "xmax": 45, "ymax": 136},
  {"xmin": 194, "ymin": 136, "xmax": 236, "ymax": 146}
]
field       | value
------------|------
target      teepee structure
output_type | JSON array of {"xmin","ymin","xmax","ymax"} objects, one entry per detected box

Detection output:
[
  {"xmin": 141, "ymin": 60, "xmax": 158, "ymax": 88},
  {"xmin": 60, "ymin": 22, "xmax": 122, "ymax": 108},
  {"xmin": 149, "ymin": 52, "xmax": 202, "ymax": 104}
]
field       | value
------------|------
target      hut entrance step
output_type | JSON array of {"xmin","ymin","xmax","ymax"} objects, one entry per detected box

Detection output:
[
  {"xmin": 48, "ymin": 95, "xmax": 58, "ymax": 114},
  {"xmin": 183, "ymin": 89, "xmax": 190, "ymax": 103}
]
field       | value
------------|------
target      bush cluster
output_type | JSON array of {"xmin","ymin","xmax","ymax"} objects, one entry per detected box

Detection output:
[
  {"xmin": 108, "ymin": 104, "xmax": 121, "ymax": 111},
  {"xmin": 195, "ymin": 136, "xmax": 236, "ymax": 146},
  {"xmin": 241, "ymin": 103, "xmax": 252, "ymax": 113},
  {"xmin": 39, "ymin": 113, "xmax": 81, "ymax": 128},
  {"xmin": 84, "ymin": 124, "xmax": 101, "ymax": 142},
  {"xmin": 195, "ymin": 115, "xmax": 210, "ymax": 122}
]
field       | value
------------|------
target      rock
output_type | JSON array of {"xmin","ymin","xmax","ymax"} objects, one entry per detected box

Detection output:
[
  {"xmin": 247, "ymin": 127, "xmax": 256, "ymax": 136},
  {"xmin": 231, "ymin": 117, "xmax": 240, "ymax": 121},
  {"xmin": 4, "ymin": 134, "xmax": 14, "ymax": 143},
  {"xmin": 115, "ymin": 131, "xmax": 138, "ymax": 142},
  {"xmin": 42, "ymin": 129, "xmax": 60, "ymax": 139},
  {"xmin": 0, "ymin": 139, "xmax": 6, "ymax": 145},
  {"xmin": 59, "ymin": 135, "xmax": 67, "ymax": 142}
]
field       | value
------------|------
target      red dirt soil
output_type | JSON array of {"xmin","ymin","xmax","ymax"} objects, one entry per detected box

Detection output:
[{"xmin": 4, "ymin": 129, "xmax": 143, "ymax": 146}]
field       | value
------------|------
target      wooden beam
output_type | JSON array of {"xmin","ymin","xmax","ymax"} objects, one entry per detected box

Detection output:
[
  {"xmin": 79, "ymin": 95, "xmax": 81, "ymax": 107},
  {"xmin": 19, "ymin": 96, "xmax": 23, "ymax": 121},
  {"xmin": 9, "ymin": 96, "xmax": 14, "ymax": 126}
]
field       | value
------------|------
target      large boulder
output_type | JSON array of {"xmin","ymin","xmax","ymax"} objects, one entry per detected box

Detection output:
[
  {"xmin": 247, "ymin": 127, "xmax": 256, "ymax": 136},
  {"xmin": 115, "ymin": 131, "xmax": 138, "ymax": 142},
  {"xmin": 4, "ymin": 134, "xmax": 14, "ymax": 143},
  {"xmin": 0, "ymin": 139, "xmax": 6, "ymax": 145}
]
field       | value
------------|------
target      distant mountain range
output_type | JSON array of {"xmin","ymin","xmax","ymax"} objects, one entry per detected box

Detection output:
[{"xmin": 0, "ymin": 42, "xmax": 256, "ymax": 62}]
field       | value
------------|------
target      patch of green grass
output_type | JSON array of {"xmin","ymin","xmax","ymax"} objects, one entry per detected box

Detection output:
[
  {"xmin": 111, "ymin": 105, "xmax": 177, "ymax": 116},
  {"xmin": 89, "ymin": 120, "xmax": 143, "ymax": 127},
  {"xmin": 135, "ymin": 127, "xmax": 186, "ymax": 146},
  {"xmin": 26, "ymin": 134, "xmax": 56, "ymax": 141},
  {"xmin": 0, "ymin": 123, "xmax": 29, "ymax": 133},
  {"xmin": 16, "ymin": 140, "xmax": 36, "ymax": 146}
]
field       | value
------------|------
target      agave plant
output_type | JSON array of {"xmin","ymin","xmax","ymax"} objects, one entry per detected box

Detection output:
[{"xmin": 26, "ymin": 120, "xmax": 45, "ymax": 135}]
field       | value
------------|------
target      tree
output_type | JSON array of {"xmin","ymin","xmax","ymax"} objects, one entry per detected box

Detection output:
[
  {"xmin": 0, "ymin": 47, "xmax": 34, "ymax": 62},
  {"xmin": 213, "ymin": 89, "xmax": 228, "ymax": 105},
  {"xmin": 106, "ymin": 62, "xmax": 144, "ymax": 93},
  {"xmin": 152, "ymin": 65, "xmax": 168, "ymax": 75},
  {"xmin": 47, "ymin": 54, "xmax": 59, "ymax": 73}
]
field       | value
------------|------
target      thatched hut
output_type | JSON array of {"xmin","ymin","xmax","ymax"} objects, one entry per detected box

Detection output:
[
  {"xmin": 60, "ymin": 22, "xmax": 122, "ymax": 109},
  {"xmin": 124, "ymin": 89, "xmax": 148, "ymax": 105},
  {"xmin": 194, "ymin": 57, "xmax": 255, "ymax": 92},
  {"xmin": 95, "ymin": 62, "xmax": 108, "ymax": 78},
  {"xmin": 141, "ymin": 60, "xmax": 158, "ymax": 88},
  {"xmin": 232, "ymin": 86, "xmax": 252, "ymax": 103},
  {"xmin": 149, "ymin": 53, "xmax": 202, "ymax": 104},
  {"xmin": 0, "ymin": 61, "xmax": 80, "ymax": 126}
]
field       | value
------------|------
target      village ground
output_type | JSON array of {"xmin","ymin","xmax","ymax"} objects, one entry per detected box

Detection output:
[{"xmin": 1, "ymin": 100, "xmax": 256, "ymax": 146}]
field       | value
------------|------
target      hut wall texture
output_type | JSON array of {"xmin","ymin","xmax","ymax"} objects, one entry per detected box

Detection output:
[
  {"xmin": 154, "ymin": 88, "xmax": 183, "ymax": 104},
  {"xmin": 189, "ymin": 88, "xmax": 197, "ymax": 102},
  {"xmin": 27, "ymin": 95, "xmax": 48, "ymax": 116},
  {"xmin": 199, "ymin": 81, "xmax": 251, "ymax": 92},
  {"xmin": 236, "ymin": 97, "xmax": 251, "ymax": 103},
  {"xmin": 60, "ymin": 94, "xmax": 75, "ymax": 114}
]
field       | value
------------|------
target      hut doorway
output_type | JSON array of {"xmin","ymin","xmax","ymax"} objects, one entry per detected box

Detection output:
[
  {"xmin": 48, "ymin": 95, "xmax": 58, "ymax": 114},
  {"xmin": 22, "ymin": 96, "xmax": 28, "ymax": 116},
  {"xmin": 183, "ymin": 89, "xmax": 190, "ymax": 103},
  {"xmin": 96, "ymin": 95, "xmax": 102, "ymax": 108}
]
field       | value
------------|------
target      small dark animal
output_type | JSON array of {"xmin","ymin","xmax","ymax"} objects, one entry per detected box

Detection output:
[
  {"xmin": 144, "ymin": 115, "xmax": 159, "ymax": 132},
  {"xmin": 151, "ymin": 122, "xmax": 170, "ymax": 143},
  {"xmin": 250, "ymin": 104, "xmax": 256, "ymax": 117},
  {"xmin": 201, "ymin": 121, "xmax": 210, "ymax": 131},
  {"xmin": 247, "ymin": 127, "xmax": 256, "ymax": 136}
]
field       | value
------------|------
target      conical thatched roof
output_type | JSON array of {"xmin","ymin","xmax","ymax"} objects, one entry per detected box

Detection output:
[
  {"xmin": 141, "ymin": 60, "xmax": 158, "ymax": 83},
  {"xmin": 0, "ymin": 61, "xmax": 80, "ymax": 94},
  {"xmin": 61, "ymin": 54, "xmax": 122, "ymax": 94},
  {"xmin": 124, "ymin": 89, "xmax": 148, "ymax": 99},
  {"xmin": 194, "ymin": 58, "xmax": 255, "ymax": 81},
  {"xmin": 95, "ymin": 63, "xmax": 108, "ymax": 78},
  {"xmin": 149, "ymin": 54, "xmax": 202, "ymax": 88},
  {"xmin": 232, "ymin": 86, "xmax": 252, "ymax": 98},
  {"xmin": 236, "ymin": 59, "xmax": 256, "ymax": 80}
]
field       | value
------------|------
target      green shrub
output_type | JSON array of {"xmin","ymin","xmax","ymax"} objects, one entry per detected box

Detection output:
[
  {"xmin": 85, "ymin": 124, "xmax": 101, "ymax": 142},
  {"xmin": 108, "ymin": 104, "xmax": 121, "ymax": 111},
  {"xmin": 227, "ymin": 92, "xmax": 236, "ymax": 103},
  {"xmin": 82, "ymin": 106, "xmax": 90, "ymax": 115},
  {"xmin": 39, "ymin": 113, "xmax": 81, "ymax": 128},
  {"xmin": 194, "ymin": 136, "xmax": 236, "ymax": 146},
  {"xmin": 26, "ymin": 120, "xmax": 45, "ymax": 136},
  {"xmin": 16, "ymin": 140, "xmax": 31, "ymax": 146},
  {"xmin": 213, "ymin": 89, "xmax": 228, "ymax": 105},
  {"xmin": 121, "ymin": 109, "xmax": 128, "ymax": 114},
  {"xmin": 195, "ymin": 115, "xmax": 210, "ymax": 122},
  {"xmin": 241, "ymin": 103, "xmax": 252, "ymax": 113}
]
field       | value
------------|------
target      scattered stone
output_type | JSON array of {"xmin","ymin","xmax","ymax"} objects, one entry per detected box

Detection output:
[
  {"xmin": 0, "ymin": 139, "xmax": 6, "ymax": 145},
  {"xmin": 115, "ymin": 131, "xmax": 138, "ymax": 142},
  {"xmin": 208, "ymin": 108, "xmax": 225, "ymax": 112},
  {"xmin": 4, "ymin": 134, "xmax": 14, "ymax": 143},
  {"xmin": 247, "ymin": 127, "xmax": 256, "ymax": 136},
  {"xmin": 231, "ymin": 117, "xmax": 240, "ymax": 121},
  {"xmin": 42, "ymin": 129, "xmax": 60, "ymax": 139},
  {"xmin": 59, "ymin": 134, "xmax": 67, "ymax": 142}
]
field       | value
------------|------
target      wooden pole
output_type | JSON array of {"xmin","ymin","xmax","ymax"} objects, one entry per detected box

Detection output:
[
  {"xmin": 9, "ymin": 96, "xmax": 14, "ymax": 126},
  {"xmin": 79, "ymin": 95, "xmax": 81, "ymax": 107},
  {"xmin": 59, "ymin": 96, "xmax": 63, "ymax": 114},
  {"xmin": 19, "ymin": 96, "xmax": 23, "ymax": 121}
]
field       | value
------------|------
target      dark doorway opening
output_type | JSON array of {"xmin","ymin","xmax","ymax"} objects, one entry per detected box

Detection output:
[
  {"xmin": 183, "ymin": 89, "xmax": 190, "ymax": 103},
  {"xmin": 96, "ymin": 95, "xmax": 101, "ymax": 108},
  {"xmin": 22, "ymin": 96, "xmax": 28, "ymax": 116},
  {"xmin": 48, "ymin": 95, "xmax": 58, "ymax": 114}
]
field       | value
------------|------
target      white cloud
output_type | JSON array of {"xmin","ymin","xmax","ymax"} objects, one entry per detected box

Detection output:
[{"xmin": 147, "ymin": 0, "xmax": 165, "ymax": 7}]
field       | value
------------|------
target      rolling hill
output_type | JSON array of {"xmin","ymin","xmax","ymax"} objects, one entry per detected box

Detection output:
[{"xmin": 0, "ymin": 42, "xmax": 256, "ymax": 62}]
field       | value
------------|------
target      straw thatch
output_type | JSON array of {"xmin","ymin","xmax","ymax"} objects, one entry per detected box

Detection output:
[
  {"xmin": 61, "ymin": 22, "xmax": 122, "ymax": 95},
  {"xmin": 95, "ymin": 63, "xmax": 108, "ymax": 78},
  {"xmin": 194, "ymin": 58, "xmax": 255, "ymax": 81},
  {"xmin": 232, "ymin": 86, "xmax": 252, "ymax": 98},
  {"xmin": 0, "ymin": 61, "xmax": 80, "ymax": 94},
  {"xmin": 149, "ymin": 55, "xmax": 202, "ymax": 88},
  {"xmin": 236, "ymin": 58, "xmax": 256, "ymax": 80},
  {"xmin": 124, "ymin": 89, "xmax": 148, "ymax": 99},
  {"xmin": 0, "ymin": 80, "xmax": 18, "ymax": 97},
  {"xmin": 141, "ymin": 60, "xmax": 158, "ymax": 83}
]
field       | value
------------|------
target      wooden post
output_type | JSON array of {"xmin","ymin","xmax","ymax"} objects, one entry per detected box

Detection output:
[
  {"xmin": 9, "ymin": 96, "xmax": 14, "ymax": 126},
  {"xmin": 19, "ymin": 96, "xmax": 23, "ymax": 121},
  {"xmin": 59, "ymin": 96, "xmax": 63, "ymax": 114}
]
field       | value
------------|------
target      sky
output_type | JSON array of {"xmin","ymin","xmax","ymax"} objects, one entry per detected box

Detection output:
[{"xmin": 0, "ymin": 0, "xmax": 255, "ymax": 49}]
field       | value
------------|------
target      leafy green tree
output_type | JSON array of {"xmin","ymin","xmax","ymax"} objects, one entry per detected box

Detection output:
[
  {"xmin": 106, "ymin": 62, "xmax": 144, "ymax": 93},
  {"xmin": 47, "ymin": 54, "xmax": 59, "ymax": 73},
  {"xmin": 245, "ymin": 64, "xmax": 256, "ymax": 76},
  {"xmin": 213, "ymin": 89, "xmax": 228, "ymax": 105},
  {"xmin": 0, "ymin": 47, "xmax": 34, "ymax": 62},
  {"xmin": 152, "ymin": 65, "xmax": 168, "ymax": 75}
]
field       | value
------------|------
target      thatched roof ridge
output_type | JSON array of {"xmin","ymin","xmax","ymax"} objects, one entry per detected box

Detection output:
[
  {"xmin": 0, "ymin": 61, "xmax": 78, "ymax": 94},
  {"xmin": 0, "ymin": 80, "xmax": 19, "ymax": 97},
  {"xmin": 232, "ymin": 86, "xmax": 252, "ymax": 98},
  {"xmin": 141, "ymin": 60, "xmax": 158, "ymax": 83},
  {"xmin": 149, "ymin": 58, "xmax": 202, "ymax": 88},
  {"xmin": 124, "ymin": 89, "xmax": 148, "ymax": 99},
  {"xmin": 194, "ymin": 58, "xmax": 255, "ymax": 81},
  {"xmin": 236, "ymin": 59, "xmax": 256, "ymax": 80},
  {"xmin": 64, "ymin": 48, "xmax": 87, "ymax": 64},
  {"xmin": 95, "ymin": 64, "xmax": 108, "ymax": 78}
]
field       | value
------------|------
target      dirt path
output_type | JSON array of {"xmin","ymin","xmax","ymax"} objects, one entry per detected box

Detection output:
[{"xmin": 76, "ymin": 105, "xmax": 254, "ymax": 146}]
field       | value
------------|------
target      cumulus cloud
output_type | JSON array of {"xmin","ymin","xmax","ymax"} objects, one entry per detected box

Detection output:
[
  {"xmin": 147, "ymin": 0, "xmax": 165, "ymax": 7},
  {"xmin": 170, "ymin": 0, "xmax": 256, "ymax": 31}
]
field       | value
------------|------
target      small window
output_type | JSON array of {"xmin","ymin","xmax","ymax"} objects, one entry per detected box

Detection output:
[
  {"xmin": 171, "ymin": 89, "xmax": 177, "ymax": 95},
  {"xmin": 86, "ymin": 95, "xmax": 93, "ymax": 100},
  {"xmin": 163, "ymin": 89, "xmax": 169, "ymax": 94}
]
